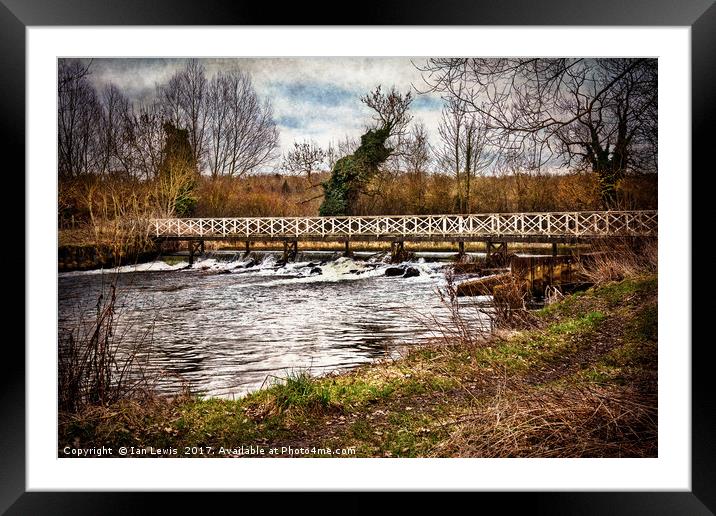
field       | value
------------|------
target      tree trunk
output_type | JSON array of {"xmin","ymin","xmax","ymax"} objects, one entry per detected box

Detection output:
[{"xmin": 596, "ymin": 166, "xmax": 620, "ymax": 208}]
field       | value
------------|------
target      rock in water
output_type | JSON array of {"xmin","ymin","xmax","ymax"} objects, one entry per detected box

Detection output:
[
  {"xmin": 385, "ymin": 266, "xmax": 405, "ymax": 277},
  {"xmin": 310, "ymin": 267, "xmax": 322, "ymax": 275},
  {"xmin": 403, "ymin": 267, "xmax": 420, "ymax": 278},
  {"xmin": 235, "ymin": 259, "xmax": 257, "ymax": 269}
]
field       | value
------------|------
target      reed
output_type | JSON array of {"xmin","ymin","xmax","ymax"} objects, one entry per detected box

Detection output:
[{"xmin": 58, "ymin": 276, "xmax": 156, "ymax": 414}]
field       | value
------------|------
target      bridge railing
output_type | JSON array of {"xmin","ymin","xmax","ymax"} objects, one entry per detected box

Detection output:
[{"xmin": 149, "ymin": 211, "xmax": 658, "ymax": 239}]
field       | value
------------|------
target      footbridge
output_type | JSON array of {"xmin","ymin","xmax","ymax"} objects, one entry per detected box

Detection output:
[{"xmin": 149, "ymin": 210, "xmax": 657, "ymax": 264}]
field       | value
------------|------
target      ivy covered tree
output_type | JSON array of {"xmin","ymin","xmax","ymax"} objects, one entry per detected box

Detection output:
[
  {"xmin": 156, "ymin": 122, "xmax": 199, "ymax": 217},
  {"xmin": 319, "ymin": 86, "xmax": 412, "ymax": 216}
]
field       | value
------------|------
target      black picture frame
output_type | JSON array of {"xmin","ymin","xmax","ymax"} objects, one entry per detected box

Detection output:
[{"xmin": 4, "ymin": 0, "xmax": 710, "ymax": 512}]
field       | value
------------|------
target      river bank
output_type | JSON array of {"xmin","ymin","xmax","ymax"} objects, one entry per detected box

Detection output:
[
  {"xmin": 58, "ymin": 243, "xmax": 162, "ymax": 271},
  {"xmin": 59, "ymin": 272, "xmax": 657, "ymax": 458}
]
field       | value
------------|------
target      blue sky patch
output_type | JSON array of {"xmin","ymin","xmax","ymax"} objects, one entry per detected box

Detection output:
[
  {"xmin": 412, "ymin": 94, "xmax": 444, "ymax": 111},
  {"xmin": 277, "ymin": 115, "xmax": 305, "ymax": 129},
  {"xmin": 272, "ymin": 81, "xmax": 357, "ymax": 107}
]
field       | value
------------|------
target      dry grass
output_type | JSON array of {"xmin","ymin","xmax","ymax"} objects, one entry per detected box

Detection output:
[
  {"xmin": 58, "ymin": 391, "xmax": 191, "ymax": 449},
  {"xmin": 578, "ymin": 238, "xmax": 657, "ymax": 285},
  {"xmin": 431, "ymin": 269, "xmax": 538, "ymax": 347},
  {"xmin": 490, "ymin": 275, "xmax": 540, "ymax": 328},
  {"xmin": 431, "ymin": 382, "xmax": 656, "ymax": 458}
]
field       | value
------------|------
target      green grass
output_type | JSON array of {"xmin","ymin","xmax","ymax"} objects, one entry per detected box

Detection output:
[
  {"xmin": 269, "ymin": 371, "xmax": 332, "ymax": 411},
  {"xmin": 597, "ymin": 276, "xmax": 658, "ymax": 307},
  {"xmin": 548, "ymin": 310, "xmax": 605, "ymax": 335},
  {"xmin": 627, "ymin": 303, "xmax": 658, "ymax": 342}
]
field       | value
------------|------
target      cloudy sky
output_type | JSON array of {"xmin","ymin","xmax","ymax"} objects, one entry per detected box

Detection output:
[{"xmin": 84, "ymin": 57, "xmax": 446, "ymax": 160}]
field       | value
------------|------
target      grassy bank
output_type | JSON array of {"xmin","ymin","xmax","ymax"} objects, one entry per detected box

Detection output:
[{"xmin": 59, "ymin": 274, "xmax": 657, "ymax": 458}]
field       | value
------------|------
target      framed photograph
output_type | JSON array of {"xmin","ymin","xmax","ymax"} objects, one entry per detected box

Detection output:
[{"xmin": 8, "ymin": 0, "xmax": 710, "ymax": 512}]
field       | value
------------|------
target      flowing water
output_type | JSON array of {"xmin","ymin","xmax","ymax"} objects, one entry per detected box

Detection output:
[{"xmin": 58, "ymin": 251, "xmax": 491, "ymax": 398}]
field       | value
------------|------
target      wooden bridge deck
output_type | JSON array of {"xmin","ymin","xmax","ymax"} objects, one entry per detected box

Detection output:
[{"xmin": 149, "ymin": 211, "xmax": 657, "ymax": 244}]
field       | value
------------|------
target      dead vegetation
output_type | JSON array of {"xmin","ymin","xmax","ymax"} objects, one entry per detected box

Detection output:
[
  {"xmin": 577, "ymin": 238, "xmax": 657, "ymax": 285},
  {"xmin": 430, "ymin": 382, "xmax": 656, "ymax": 458},
  {"xmin": 435, "ymin": 268, "xmax": 539, "ymax": 344}
]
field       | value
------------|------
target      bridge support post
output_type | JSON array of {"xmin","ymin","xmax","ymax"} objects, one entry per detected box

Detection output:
[
  {"xmin": 188, "ymin": 240, "xmax": 203, "ymax": 266},
  {"xmin": 390, "ymin": 241, "xmax": 405, "ymax": 263},
  {"xmin": 457, "ymin": 241, "xmax": 466, "ymax": 261},
  {"xmin": 245, "ymin": 241, "xmax": 251, "ymax": 256},
  {"xmin": 486, "ymin": 240, "xmax": 508, "ymax": 267},
  {"xmin": 283, "ymin": 240, "xmax": 298, "ymax": 262},
  {"xmin": 552, "ymin": 242, "xmax": 558, "ymax": 257},
  {"xmin": 344, "ymin": 240, "xmax": 353, "ymax": 257}
]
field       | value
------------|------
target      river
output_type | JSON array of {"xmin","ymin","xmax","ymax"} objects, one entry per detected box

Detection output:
[{"xmin": 58, "ymin": 251, "xmax": 491, "ymax": 398}]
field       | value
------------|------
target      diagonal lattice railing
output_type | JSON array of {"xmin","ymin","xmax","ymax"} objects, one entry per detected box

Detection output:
[{"xmin": 149, "ymin": 211, "xmax": 658, "ymax": 240}]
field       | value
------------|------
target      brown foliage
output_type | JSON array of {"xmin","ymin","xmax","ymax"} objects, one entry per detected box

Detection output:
[
  {"xmin": 193, "ymin": 173, "xmax": 328, "ymax": 217},
  {"xmin": 578, "ymin": 238, "xmax": 658, "ymax": 285},
  {"xmin": 59, "ymin": 173, "xmax": 156, "ymax": 255},
  {"xmin": 352, "ymin": 170, "xmax": 654, "ymax": 215},
  {"xmin": 431, "ymin": 382, "xmax": 657, "ymax": 457}
]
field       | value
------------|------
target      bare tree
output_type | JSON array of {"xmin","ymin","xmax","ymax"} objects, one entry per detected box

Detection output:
[
  {"xmin": 319, "ymin": 86, "xmax": 413, "ymax": 216},
  {"xmin": 461, "ymin": 113, "xmax": 493, "ymax": 213},
  {"xmin": 98, "ymin": 83, "xmax": 132, "ymax": 175},
  {"xmin": 159, "ymin": 59, "xmax": 209, "ymax": 169},
  {"xmin": 205, "ymin": 69, "xmax": 279, "ymax": 178},
  {"xmin": 401, "ymin": 121, "xmax": 432, "ymax": 213},
  {"xmin": 325, "ymin": 136, "xmax": 359, "ymax": 168},
  {"xmin": 360, "ymin": 85, "xmax": 415, "ymax": 181},
  {"xmin": 360, "ymin": 85, "xmax": 413, "ymax": 137},
  {"xmin": 436, "ymin": 96, "xmax": 494, "ymax": 212},
  {"xmin": 205, "ymin": 69, "xmax": 233, "ymax": 177},
  {"xmin": 123, "ymin": 101, "xmax": 166, "ymax": 181},
  {"xmin": 324, "ymin": 136, "xmax": 359, "ymax": 170},
  {"xmin": 419, "ymin": 58, "xmax": 657, "ymax": 207},
  {"xmin": 58, "ymin": 59, "xmax": 103, "ymax": 177},
  {"xmin": 325, "ymin": 141, "xmax": 339, "ymax": 170},
  {"xmin": 282, "ymin": 140, "xmax": 326, "ymax": 180},
  {"xmin": 58, "ymin": 58, "xmax": 92, "ymax": 94},
  {"xmin": 437, "ymin": 97, "xmax": 466, "ymax": 211}
]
